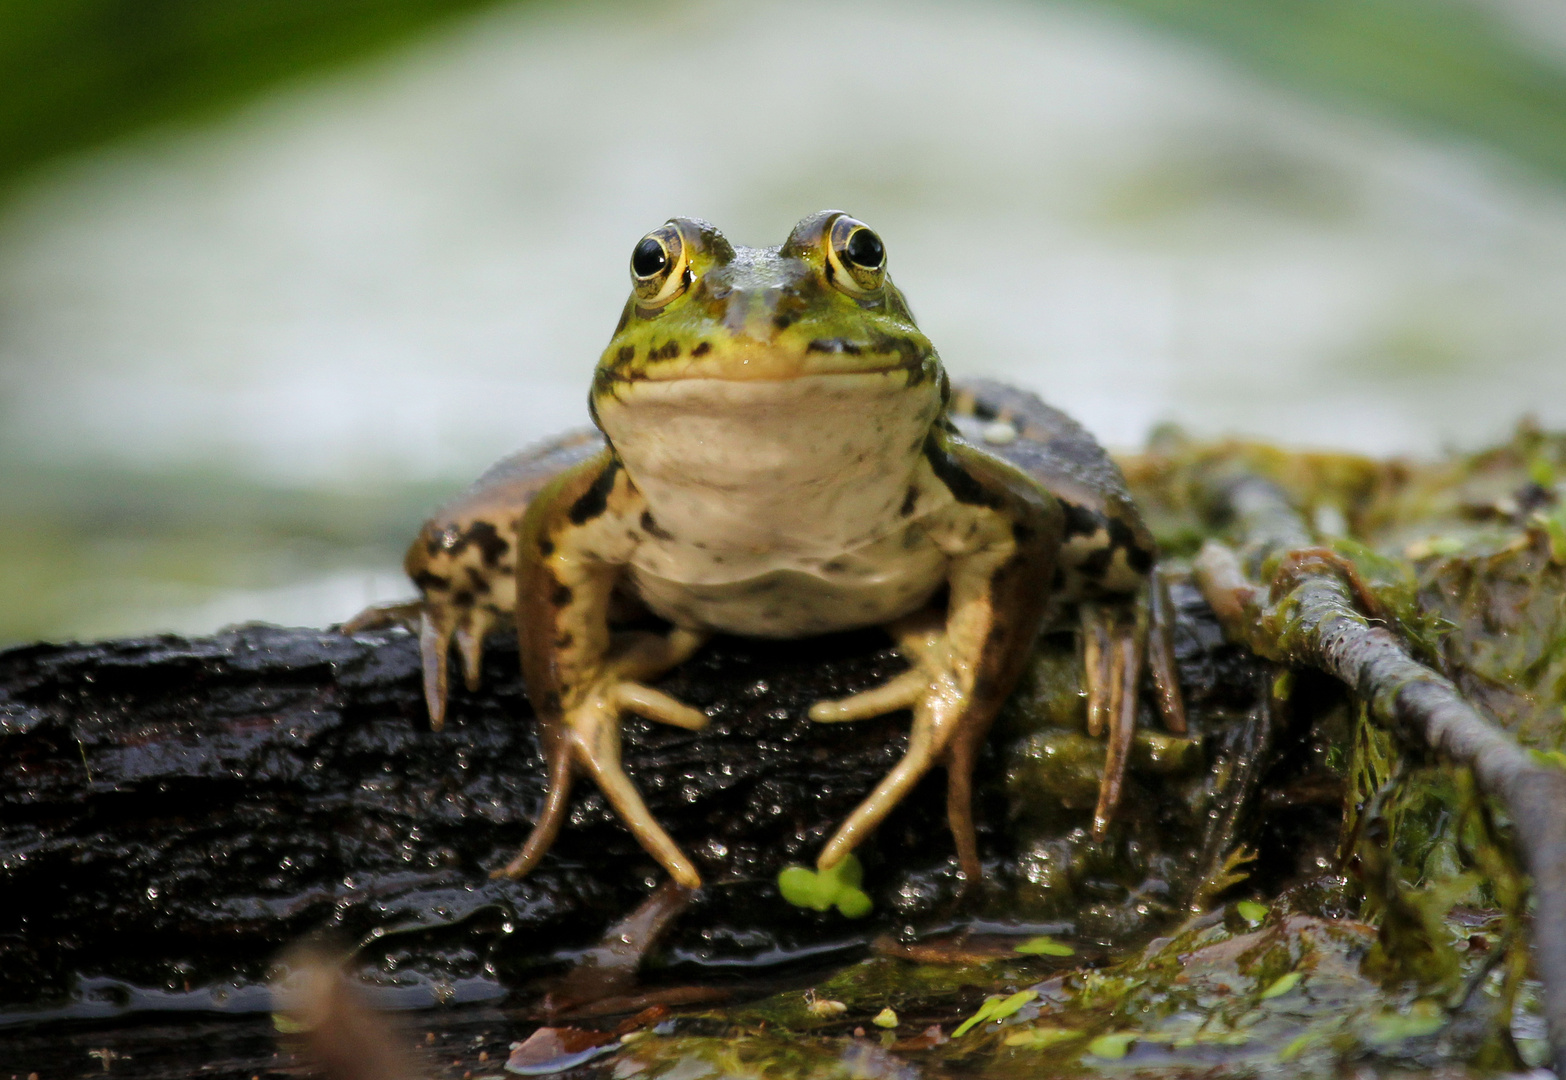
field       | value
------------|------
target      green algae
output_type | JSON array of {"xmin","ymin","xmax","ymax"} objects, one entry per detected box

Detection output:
[{"xmin": 596, "ymin": 429, "xmax": 1564, "ymax": 1078}]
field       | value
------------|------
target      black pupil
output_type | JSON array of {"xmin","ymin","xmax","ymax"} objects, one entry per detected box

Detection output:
[
  {"xmin": 843, "ymin": 228, "xmax": 884, "ymax": 269},
  {"xmin": 632, "ymin": 237, "xmax": 669, "ymax": 278}
]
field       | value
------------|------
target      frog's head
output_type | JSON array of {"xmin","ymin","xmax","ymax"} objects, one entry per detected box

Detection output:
[{"xmin": 592, "ymin": 211, "xmax": 942, "ymax": 401}]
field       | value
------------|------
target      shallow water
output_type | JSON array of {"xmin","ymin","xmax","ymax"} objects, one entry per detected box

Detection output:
[{"xmin": 3, "ymin": 0, "xmax": 1566, "ymax": 640}]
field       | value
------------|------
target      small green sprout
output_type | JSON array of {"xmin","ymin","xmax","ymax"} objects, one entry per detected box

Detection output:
[
  {"xmin": 1014, "ymin": 935, "xmax": 1074, "ymax": 957},
  {"xmin": 872, "ymin": 1007, "xmax": 898, "ymax": 1029},
  {"xmin": 1235, "ymin": 900, "xmax": 1269, "ymax": 925},
  {"xmin": 1087, "ymin": 1031, "xmax": 1136, "ymax": 1059},
  {"xmin": 1260, "ymin": 971, "xmax": 1303, "ymax": 1000},
  {"xmin": 1003, "ymin": 1027, "xmax": 1083, "ymax": 1049},
  {"xmin": 1278, "ymin": 1033, "xmax": 1315, "ymax": 1061},
  {"xmin": 777, "ymin": 854, "xmax": 872, "ymax": 918},
  {"xmin": 952, "ymin": 990, "xmax": 1037, "ymax": 1037}
]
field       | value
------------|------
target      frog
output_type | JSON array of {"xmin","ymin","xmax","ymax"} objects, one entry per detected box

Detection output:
[{"xmin": 346, "ymin": 210, "xmax": 1184, "ymax": 890}]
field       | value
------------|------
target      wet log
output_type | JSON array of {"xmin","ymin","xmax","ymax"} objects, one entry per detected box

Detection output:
[
  {"xmin": 0, "ymin": 578, "xmax": 1290, "ymax": 1025},
  {"xmin": 0, "ymin": 623, "xmax": 958, "ymax": 1018}
]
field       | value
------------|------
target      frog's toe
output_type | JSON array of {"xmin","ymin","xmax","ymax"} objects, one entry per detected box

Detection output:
[
  {"xmin": 808, "ymin": 668, "xmax": 927, "ymax": 723},
  {"xmin": 1147, "ymin": 569, "xmax": 1189, "ymax": 734},
  {"xmin": 454, "ymin": 607, "xmax": 497, "ymax": 693},
  {"xmin": 339, "ymin": 598, "xmax": 423, "ymax": 634},
  {"xmin": 1084, "ymin": 603, "xmax": 1146, "ymax": 840},
  {"xmin": 418, "ymin": 607, "xmax": 457, "ymax": 731},
  {"xmin": 494, "ymin": 737, "xmax": 575, "ymax": 881},
  {"xmin": 582, "ymin": 747, "xmax": 703, "ymax": 889},
  {"xmin": 614, "ymin": 683, "xmax": 709, "ymax": 730}
]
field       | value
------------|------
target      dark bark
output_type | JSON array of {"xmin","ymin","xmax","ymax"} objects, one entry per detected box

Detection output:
[
  {"xmin": 0, "ymin": 583, "xmax": 1292, "ymax": 1030},
  {"xmin": 0, "ymin": 623, "xmax": 955, "ymax": 1018}
]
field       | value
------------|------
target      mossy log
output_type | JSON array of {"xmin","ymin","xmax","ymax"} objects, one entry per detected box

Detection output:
[{"xmin": 1191, "ymin": 469, "xmax": 1566, "ymax": 1076}]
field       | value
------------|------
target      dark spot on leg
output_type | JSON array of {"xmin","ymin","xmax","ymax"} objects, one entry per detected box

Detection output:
[
  {"xmin": 539, "ymin": 538, "xmax": 555, "ymax": 557},
  {"xmin": 413, "ymin": 570, "xmax": 450, "ymax": 592},
  {"xmin": 1080, "ymin": 546, "xmax": 1113, "ymax": 578},
  {"xmin": 466, "ymin": 568, "xmax": 492, "ymax": 593},
  {"xmin": 1062, "ymin": 502, "xmax": 1102, "ymax": 540},
  {"xmin": 640, "ymin": 510, "xmax": 672, "ymax": 539},
  {"xmin": 922, "ymin": 436, "xmax": 997, "ymax": 507},
  {"xmin": 1012, "ymin": 521, "xmax": 1034, "ymax": 544},
  {"xmin": 464, "ymin": 521, "xmax": 511, "ymax": 566},
  {"xmin": 568, "ymin": 458, "xmax": 622, "ymax": 525},
  {"xmin": 451, "ymin": 589, "xmax": 474, "ymax": 607},
  {"xmin": 900, "ymin": 485, "xmax": 919, "ymax": 517},
  {"xmin": 552, "ymin": 583, "xmax": 574, "ymax": 607},
  {"xmin": 555, "ymin": 632, "xmax": 574, "ymax": 649}
]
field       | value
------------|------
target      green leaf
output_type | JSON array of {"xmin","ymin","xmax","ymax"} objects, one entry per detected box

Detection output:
[
  {"xmin": 952, "ymin": 990, "xmax": 1035, "ymax": 1037},
  {"xmin": 1015, "ymin": 935, "xmax": 1075, "ymax": 956},
  {"xmin": 1087, "ymin": 1031, "xmax": 1137, "ymax": 1059},
  {"xmin": 872, "ymin": 1007, "xmax": 898, "ymax": 1029},
  {"xmin": 1003, "ymin": 1026, "xmax": 1083, "ymax": 1049},
  {"xmin": 1235, "ymin": 901, "xmax": 1269, "ymax": 925},
  {"xmin": 1531, "ymin": 749, "xmax": 1566, "ymax": 772},
  {"xmin": 272, "ymin": 1012, "xmax": 308, "ymax": 1034},
  {"xmin": 1278, "ymin": 1033, "xmax": 1315, "ymax": 1061},
  {"xmin": 777, "ymin": 865, "xmax": 835, "ymax": 912},
  {"xmin": 777, "ymin": 855, "xmax": 872, "ymax": 917},
  {"xmin": 1260, "ymin": 971, "xmax": 1303, "ymax": 999},
  {"xmin": 952, "ymin": 995, "xmax": 1004, "ymax": 1038},
  {"xmin": 835, "ymin": 887, "xmax": 873, "ymax": 919},
  {"xmin": 1366, "ymin": 1001, "xmax": 1445, "ymax": 1044}
]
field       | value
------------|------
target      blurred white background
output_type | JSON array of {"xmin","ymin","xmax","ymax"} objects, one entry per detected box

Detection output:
[{"xmin": 3, "ymin": 0, "xmax": 1565, "ymax": 639}]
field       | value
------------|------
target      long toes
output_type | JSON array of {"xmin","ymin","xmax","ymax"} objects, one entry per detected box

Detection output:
[
  {"xmin": 1082, "ymin": 606, "xmax": 1113, "ymax": 737},
  {"xmin": 494, "ymin": 738, "xmax": 574, "ymax": 880},
  {"xmin": 455, "ymin": 609, "xmax": 495, "ymax": 693},
  {"xmin": 1091, "ymin": 627, "xmax": 1142, "ymax": 839},
  {"xmin": 340, "ymin": 599, "xmax": 423, "ymax": 635},
  {"xmin": 808, "ymin": 669, "xmax": 927, "ymax": 723},
  {"xmin": 818, "ymin": 735, "xmax": 937, "ymax": 870},
  {"xmin": 1148, "ymin": 572, "xmax": 1189, "ymax": 734},
  {"xmin": 614, "ymin": 684, "xmax": 708, "ymax": 731},
  {"xmin": 579, "ymin": 736, "xmax": 702, "ymax": 889},
  {"xmin": 418, "ymin": 608, "xmax": 456, "ymax": 731}
]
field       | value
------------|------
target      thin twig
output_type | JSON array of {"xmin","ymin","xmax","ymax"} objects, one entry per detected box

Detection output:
[{"xmin": 1191, "ymin": 471, "xmax": 1566, "ymax": 1076}]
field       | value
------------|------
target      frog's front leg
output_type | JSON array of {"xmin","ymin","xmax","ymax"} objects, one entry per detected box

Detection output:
[
  {"xmin": 497, "ymin": 451, "xmax": 712, "ymax": 889},
  {"xmin": 809, "ymin": 441, "xmax": 1062, "ymax": 884}
]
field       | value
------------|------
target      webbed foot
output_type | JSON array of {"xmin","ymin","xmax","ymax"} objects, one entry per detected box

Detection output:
[
  {"xmin": 808, "ymin": 609, "xmax": 990, "ymax": 884},
  {"xmin": 495, "ymin": 628, "xmax": 710, "ymax": 889}
]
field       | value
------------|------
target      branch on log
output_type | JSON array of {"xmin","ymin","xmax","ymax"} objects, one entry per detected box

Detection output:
[{"xmin": 1191, "ymin": 471, "xmax": 1566, "ymax": 1076}]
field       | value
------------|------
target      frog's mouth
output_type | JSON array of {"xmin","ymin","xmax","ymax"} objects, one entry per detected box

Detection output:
[{"xmin": 597, "ymin": 334, "xmax": 941, "ymax": 388}]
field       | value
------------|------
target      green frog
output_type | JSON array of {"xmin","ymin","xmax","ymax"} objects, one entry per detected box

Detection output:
[{"xmin": 347, "ymin": 211, "xmax": 1183, "ymax": 890}]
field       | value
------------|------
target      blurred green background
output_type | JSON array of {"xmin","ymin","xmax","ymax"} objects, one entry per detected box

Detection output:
[{"xmin": 3, "ymin": 0, "xmax": 1566, "ymax": 644}]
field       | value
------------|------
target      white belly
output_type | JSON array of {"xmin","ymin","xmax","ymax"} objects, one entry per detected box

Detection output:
[{"xmin": 627, "ymin": 524, "xmax": 948, "ymax": 637}]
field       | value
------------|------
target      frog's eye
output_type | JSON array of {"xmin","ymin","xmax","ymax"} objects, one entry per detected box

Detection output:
[
  {"xmin": 825, "ymin": 216, "xmax": 886, "ymax": 297},
  {"xmin": 630, "ymin": 224, "xmax": 690, "ymax": 308}
]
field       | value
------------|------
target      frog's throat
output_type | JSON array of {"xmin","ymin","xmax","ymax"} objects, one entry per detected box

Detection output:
[{"xmin": 594, "ymin": 372, "xmax": 945, "ymax": 560}]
